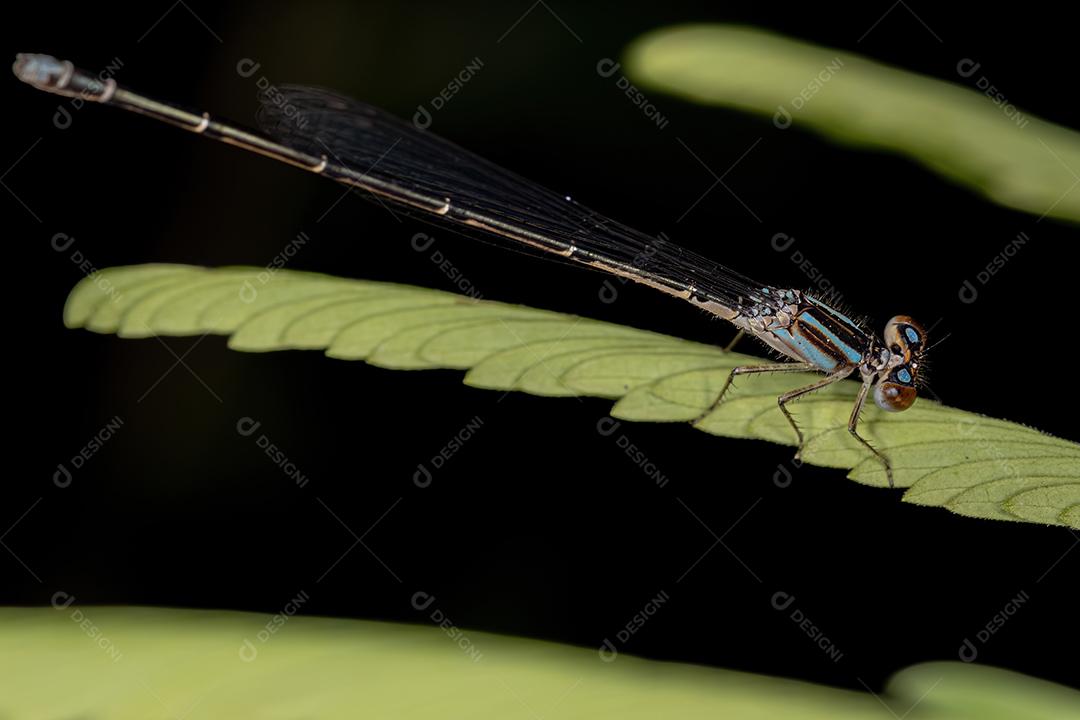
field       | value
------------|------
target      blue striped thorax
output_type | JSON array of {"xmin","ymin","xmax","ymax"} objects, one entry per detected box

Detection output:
[{"xmin": 733, "ymin": 289, "xmax": 926, "ymax": 413}]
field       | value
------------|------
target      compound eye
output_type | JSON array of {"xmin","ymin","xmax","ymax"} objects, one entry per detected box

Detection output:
[
  {"xmin": 874, "ymin": 381, "xmax": 917, "ymax": 412},
  {"xmin": 883, "ymin": 315, "xmax": 926, "ymax": 361}
]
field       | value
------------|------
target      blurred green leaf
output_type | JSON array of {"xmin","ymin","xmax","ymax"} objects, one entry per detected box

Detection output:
[
  {"xmin": 2, "ymin": 606, "xmax": 1077, "ymax": 718},
  {"xmin": 624, "ymin": 25, "xmax": 1080, "ymax": 223},
  {"xmin": 66, "ymin": 265, "xmax": 1080, "ymax": 527}
]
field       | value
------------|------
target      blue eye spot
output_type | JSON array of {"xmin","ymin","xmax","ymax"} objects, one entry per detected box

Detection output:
[
  {"xmin": 897, "ymin": 368, "xmax": 912, "ymax": 384},
  {"xmin": 905, "ymin": 327, "xmax": 919, "ymax": 343}
]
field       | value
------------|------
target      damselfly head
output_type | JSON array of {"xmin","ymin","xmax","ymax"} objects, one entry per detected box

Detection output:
[{"xmin": 874, "ymin": 315, "xmax": 927, "ymax": 412}]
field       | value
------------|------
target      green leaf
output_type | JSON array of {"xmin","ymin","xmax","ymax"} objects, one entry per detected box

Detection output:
[
  {"xmin": 67, "ymin": 266, "xmax": 1080, "ymax": 527},
  {"xmin": 623, "ymin": 25, "xmax": 1080, "ymax": 224},
  {"xmin": 1003, "ymin": 484, "xmax": 1080, "ymax": 527},
  {"xmin": 2, "ymin": 606, "xmax": 1077, "ymax": 717}
]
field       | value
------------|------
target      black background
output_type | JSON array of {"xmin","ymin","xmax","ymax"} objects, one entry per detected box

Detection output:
[{"xmin": 2, "ymin": 0, "xmax": 1077, "ymax": 694}]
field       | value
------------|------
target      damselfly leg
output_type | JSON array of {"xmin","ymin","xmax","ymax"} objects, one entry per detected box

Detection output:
[
  {"xmin": 844, "ymin": 377, "xmax": 894, "ymax": 487},
  {"xmin": 692, "ymin": 362, "xmax": 895, "ymax": 487},
  {"xmin": 777, "ymin": 367, "xmax": 855, "ymax": 455},
  {"xmin": 691, "ymin": 361, "xmax": 817, "ymax": 427},
  {"xmin": 722, "ymin": 330, "xmax": 745, "ymax": 352}
]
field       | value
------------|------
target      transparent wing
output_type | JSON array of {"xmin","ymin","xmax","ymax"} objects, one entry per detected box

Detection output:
[{"xmin": 256, "ymin": 85, "xmax": 774, "ymax": 314}]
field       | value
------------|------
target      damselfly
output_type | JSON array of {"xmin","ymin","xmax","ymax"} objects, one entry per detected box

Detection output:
[{"xmin": 13, "ymin": 53, "xmax": 928, "ymax": 487}]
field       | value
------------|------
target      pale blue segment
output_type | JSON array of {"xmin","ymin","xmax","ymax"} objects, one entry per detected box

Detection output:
[
  {"xmin": 905, "ymin": 327, "xmax": 919, "ymax": 343},
  {"xmin": 772, "ymin": 328, "xmax": 839, "ymax": 371},
  {"xmin": 897, "ymin": 368, "xmax": 912, "ymax": 383},
  {"xmin": 799, "ymin": 311, "xmax": 864, "ymax": 364},
  {"xmin": 804, "ymin": 295, "xmax": 861, "ymax": 330}
]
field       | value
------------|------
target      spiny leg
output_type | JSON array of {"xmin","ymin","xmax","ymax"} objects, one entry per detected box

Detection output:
[
  {"xmin": 847, "ymin": 377, "xmax": 895, "ymax": 488},
  {"xmin": 692, "ymin": 361, "xmax": 817, "ymax": 427},
  {"xmin": 776, "ymin": 367, "xmax": 854, "ymax": 460},
  {"xmin": 722, "ymin": 329, "xmax": 745, "ymax": 352}
]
